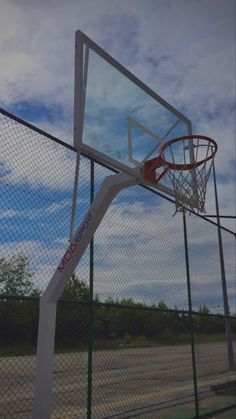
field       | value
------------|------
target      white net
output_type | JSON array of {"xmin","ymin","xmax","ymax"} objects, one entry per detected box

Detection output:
[
  {"xmin": 160, "ymin": 136, "xmax": 217, "ymax": 214},
  {"xmin": 166, "ymin": 159, "xmax": 214, "ymax": 213}
]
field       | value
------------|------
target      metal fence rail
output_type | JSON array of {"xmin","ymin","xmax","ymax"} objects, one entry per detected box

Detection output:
[{"xmin": 0, "ymin": 108, "xmax": 235, "ymax": 418}]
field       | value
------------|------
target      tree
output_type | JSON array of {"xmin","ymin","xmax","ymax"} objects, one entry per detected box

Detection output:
[
  {"xmin": 56, "ymin": 274, "xmax": 90, "ymax": 349},
  {"xmin": 0, "ymin": 253, "xmax": 38, "ymax": 296},
  {"xmin": 62, "ymin": 273, "xmax": 90, "ymax": 301},
  {"xmin": 157, "ymin": 300, "xmax": 169, "ymax": 311},
  {"xmin": 195, "ymin": 304, "xmax": 216, "ymax": 334},
  {"xmin": 0, "ymin": 254, "xmax": 39, "ymax": 353},
  {"xmin": 198, "ymin": 304, "xmax": 210, "ymax": 315}
]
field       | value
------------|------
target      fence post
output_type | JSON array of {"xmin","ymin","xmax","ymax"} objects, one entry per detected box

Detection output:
[
  {"xmin": 87, "ymin": 159, "xmax": 95, "ymax": 418},
  {"xmin": 212, "ymin": 161, "xmax": 234, "ymax": 369},
  {"xmin": 183, "ymin": 211, "xmax": 199, "ymax": 418}
]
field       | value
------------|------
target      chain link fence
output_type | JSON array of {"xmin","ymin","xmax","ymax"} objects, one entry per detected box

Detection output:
[{"xmin": 0, "ymin": 108, "xmax": 235, "ymax": 418}]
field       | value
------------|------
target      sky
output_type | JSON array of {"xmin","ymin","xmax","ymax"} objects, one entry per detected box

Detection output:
[{"xmin": 0, "ymin": 0, "xmax": 235, "ymax": 311}]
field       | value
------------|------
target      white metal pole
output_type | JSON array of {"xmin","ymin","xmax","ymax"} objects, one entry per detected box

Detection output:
[
  {"xmin": 69, "ymin": 31, "xmax": 86, "ymax": 241},
  {"xmin": 32, "ymin": 172, "xmax": 138, "ymax": 419},
  {"xmin": 69, "ymin": 151, "xmax": 81, "ymax": 242}
]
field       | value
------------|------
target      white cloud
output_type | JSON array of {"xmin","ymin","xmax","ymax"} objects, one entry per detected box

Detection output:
[
  {"xmin": 0, "ymin": 209, "xmax": 21, "ymax": 219},
  {"xmin": 0, "ymin": 201, "xmax": 71, "ymax": 221},
  {"xmin": 1, "ymin": 136, "xmax": 74, "ymax": 190},
  {"xmin": 86, "ymin": 192, "xmax": 233, "ymax": 309},
  {"xmin": 0, "ymin": 116, "xmax": 79, "ymax": 189}
]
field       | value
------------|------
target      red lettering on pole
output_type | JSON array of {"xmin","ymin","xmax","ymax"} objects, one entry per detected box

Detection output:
[
  {"xmin": 70, "ymin": 243, "xmax": 77, "ymax": 252},
  {"xmin": 57, "ymin": 243, "xmax": 78, "ymax": 273},
  {"xmin": 58, "ymin": 259, "xmax": 67, "ymax": 273},
  {"xmin": 64, "ymin": 250, "xmax": 71, "ymax": 262}
]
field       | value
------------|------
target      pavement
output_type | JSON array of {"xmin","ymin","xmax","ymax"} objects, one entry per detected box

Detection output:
[{"xmin": 0, "ymin": 342, "xmax": 235, "ymax": 418}]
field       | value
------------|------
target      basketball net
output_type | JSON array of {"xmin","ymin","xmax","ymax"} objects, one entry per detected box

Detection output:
[
  {"xmin": 144, "ymin": 135, "xmax": 218, "ymax": 214},
  {"xmin": 166, "ymin": 158, "xmax": 214, "ymax": 213}
]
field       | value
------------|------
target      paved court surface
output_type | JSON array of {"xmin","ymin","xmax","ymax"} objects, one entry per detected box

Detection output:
[{"xmin": 0, "ymin": 342, "xmax": 235, "ymax": 418}]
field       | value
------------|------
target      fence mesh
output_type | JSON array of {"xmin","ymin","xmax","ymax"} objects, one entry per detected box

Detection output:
[
  {"xmin": 194, "ymin": 313, "xmax": 236, "ymax": 417},
  {"xmin": 186, "ymin": 214, "xmax": 226, "ymax": 314},
  {"xmin": 0, "ymin": 109, "xmax": 235, "ymax": 418},
  {"xmin": 53, "ymin": 301, "xmax": 89, "ymax": 418}
]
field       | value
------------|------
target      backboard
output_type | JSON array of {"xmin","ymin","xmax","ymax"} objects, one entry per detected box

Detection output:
[{"xmin": 74, "ymin": 30, "xmax": 194, "ymax": 199}]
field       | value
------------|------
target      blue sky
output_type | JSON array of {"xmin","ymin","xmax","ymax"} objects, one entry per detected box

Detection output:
[{"xmin": 0, "ymin": 0, "xmax": 235, "ymax": 311}]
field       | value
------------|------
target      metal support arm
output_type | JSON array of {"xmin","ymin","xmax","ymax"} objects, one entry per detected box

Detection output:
[{"xmin": 33, "ymin": 172, "xmax": 138, "ymax": 419}]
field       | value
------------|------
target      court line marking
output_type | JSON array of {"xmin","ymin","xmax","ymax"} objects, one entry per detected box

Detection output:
[{"xmin": 52, "ymin": 374, "xmax": 236, "ymax": 418}]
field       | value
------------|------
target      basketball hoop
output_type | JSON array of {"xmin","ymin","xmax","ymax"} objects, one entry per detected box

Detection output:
[{"xmin": 144, "ymin": 135, "xmax": 218, "ymax": 213}]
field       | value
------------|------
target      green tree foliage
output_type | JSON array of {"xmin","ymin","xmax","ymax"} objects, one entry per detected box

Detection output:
[
  {"xmin": 0, "ymin": 254, "xmax": 39, "ymax": 354},
  {"xmin": 194, "ymin": 304, "xmax": 225, "ymax": 335},
  {"xmin": 62, "ymin": 273, "xmax": 90, "ymax": 301},
  {"xmin": 0, "ymin": 299, "xmax": 39, "ymax": 351},
  {"xmin": 198, "ymin": 304, "xmax": 210, "ymax": 315},
  {"xmin": 55, "ymin": 274, "xmax": 90, "ymax": 349},
  {"xmin": 0, "ymin": 253, "xmax": 233, "ymax": 355},
  {"xmin": 0, "ymin": 254, "xmax": 39, "ymax": 296},
  {"xmin": 157, "ymin": 300, "xmax": 169, "ymax": 311}
]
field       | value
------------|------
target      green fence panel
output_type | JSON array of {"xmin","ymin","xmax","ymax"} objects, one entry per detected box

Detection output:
[{"xmin": 0, "ymin": 108, "xmax": 235, "ymax": 418}]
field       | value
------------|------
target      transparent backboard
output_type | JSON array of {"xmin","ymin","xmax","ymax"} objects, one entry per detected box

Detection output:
[{"xmin": 74, "ymin": 31, "xmax": 194, "ymax": 199}]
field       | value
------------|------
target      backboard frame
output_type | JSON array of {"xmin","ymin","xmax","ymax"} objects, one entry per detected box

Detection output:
[{"xmin": 74, "ymin": 30, "xmax": 193, "ymax": 198}]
